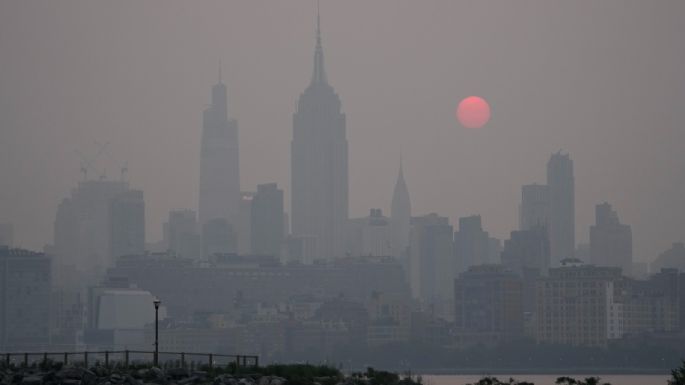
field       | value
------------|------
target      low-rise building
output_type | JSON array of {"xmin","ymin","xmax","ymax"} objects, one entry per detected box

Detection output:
[
  {"xmin": 535, "ymin": 260, "xmax": 622, "ymax": 347},
  {"xmin": 454, "ymin": 265, "xmax": 524, "ymax": 347}
]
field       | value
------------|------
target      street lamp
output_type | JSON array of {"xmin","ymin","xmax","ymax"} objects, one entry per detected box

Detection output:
[{"xmin": 153, "ymin": 298, "xmax": 161, "ymax": 367}]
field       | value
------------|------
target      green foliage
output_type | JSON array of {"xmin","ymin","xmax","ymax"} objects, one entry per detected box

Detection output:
[
  {"xmin": 253, "ymin": 363, "xmax": 342, "ymax": 385},
  {"xmin": 669, "ymin": 360, "xmax": 685, "ymax": 385},
  {"xmin": 349, "ymin": 367, "xmax": 421, "ymax": 385},
  {"xmin": 555, "ymin": 376, "xmax": 610, "ymax": 385},
  {"xmin": 465, "ymin": 376, "xmax": 533, "ymax": 385}
]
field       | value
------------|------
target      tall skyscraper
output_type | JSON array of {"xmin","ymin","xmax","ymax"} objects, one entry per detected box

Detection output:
[
  {"xmin": 108, "ymin": 189, "xmax": 145, "ymax": 261},
  {"xmin": 519, "ymin": 183, "xmax": 549, "ymax": 231},
  {"xmin": 390, "ymin": 158, "xmax": 411, "ymax": 260},
  {"xmin": 408, "ymin": 214, "xmax": 454, "ymax": 314},
  {"xmin": 164, "ymin": 209, "xmax": 200, "ymax": 259},
  {"xmin": 251, "ymin": 183, "xmax": 284, "ymax": 257},
  {"xmin": 590, "ymin": 202, "xmax": 633, "ymax": 275},
  {"xmin": 199, "ymin": 68, "xmax": 240, "ymax": 240},
  {"xmin": 454, "ymin": 215, "xmax": 491, "ymax": 273},
  {"xmin": 500, "ymin": 225, "xmax": 551, "ymax": 276},
  {"xmin": 291, "ymin": 10, "xmax": 348, "ymax": 259},
  {"xmin": 0, "ymin": 247, "xmax": 51, "ymax": 350},
  {"xmin": 202, "ymin": 218, "xmax": 236, "ymax": 257},
  {"xmin": 546, "ymin": 152, "xmax": 575, "ymax": 265},
  {"xmin": 236, "ymin": 191, "xmax": 255, "ymax": 255},
  {"xmin": 53, "ymin": 179, "xmax": 131, "ymax": 278}
]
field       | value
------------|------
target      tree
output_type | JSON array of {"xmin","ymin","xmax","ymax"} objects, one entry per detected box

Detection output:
[
  {"xmin": 670, "ymin": 360, "xmax": 685, "ymax": 385},
  {"xmin": 555, "ymin": 377, "xmax": 610, "ymax": 385}
]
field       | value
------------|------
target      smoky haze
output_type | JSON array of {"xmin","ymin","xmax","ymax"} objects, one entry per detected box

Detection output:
[{"xmin": 1, "ymin": 0, "xmax": 684, "ymax": 262}]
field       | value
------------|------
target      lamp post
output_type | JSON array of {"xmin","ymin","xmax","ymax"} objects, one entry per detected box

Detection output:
[{"xmin": 153, "ymin": 298, "xmax": 161, "ymax": 367}]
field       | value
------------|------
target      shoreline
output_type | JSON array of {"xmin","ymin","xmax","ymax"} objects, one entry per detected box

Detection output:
[{"xmin": 394, "ymin": 368, "xmax": 671, "ymax": 376}]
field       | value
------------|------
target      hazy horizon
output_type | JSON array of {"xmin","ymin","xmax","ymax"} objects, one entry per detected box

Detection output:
[{"xmin": 1, "ymin": 0, "xmax": 684, "ymax": 262}]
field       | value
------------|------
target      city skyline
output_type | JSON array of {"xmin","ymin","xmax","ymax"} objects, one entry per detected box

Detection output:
[{"xmin": 1, "ymin": 1, "xmax": 684, "ymax": 263}]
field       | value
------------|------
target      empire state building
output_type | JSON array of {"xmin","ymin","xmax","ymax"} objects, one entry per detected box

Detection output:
[{"xmin": 291, "ymin": 10, "xmax": 348, "ymax": 259}]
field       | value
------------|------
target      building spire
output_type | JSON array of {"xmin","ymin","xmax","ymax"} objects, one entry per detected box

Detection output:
[
  {"xmin": 399, "ymin": 153, "xmax": 404, "ymax": 178},
  {"xmin": 311, "ymin": 0, "xmax": 327, "ymax": 85}
]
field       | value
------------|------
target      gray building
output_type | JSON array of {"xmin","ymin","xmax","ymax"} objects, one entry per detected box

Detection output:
[
  {"xmin": 454, "ymin": 215, "xmax": 492, "ymax": 273},
  {"xmin": 251, "ymin": 183, "xmax": 284, "ymax": 257},
  {"xmin": 105, "ymin": 254, "xmax": 410, "ymax": 321},
  {"xmin": 346, "ymin": 209, "xmax": 392, "ymax": 258},
  {"xmin": 199, "ymin": 69, "xmax": 241, "ymax": 239},
  {"xmin": 590, "ymin": 202, "xmax": 632, "ymax": 275},
  {"xmin": 236, "ymin": 191, "xmax": 255, "ymax": 256},
  {"xmin": 0, "ymin": 224, "xmax": 13, "ymax": 247},
  {"xmin": 202, "ymin": 218, "xmax": 237, "ymax": 257},
  {"xmin": 390, "ymin": 159, "xmax": 411, "ymax": 261},
  {"xmin": 519, "ymin": 183, "xmax": 549, "ymax": 231},
  {"xmin": 164, "ymin": 209, "xmax": 200, "ymax": 259},
  {"xmin": 53, "ymin": 179, "xmax": 132, "ymax": 278},
  {"xmin": 547, "ymin": 152, "xmax": 575, "ymax": 265},
  {"xmin": 0, "ymin": 247, "xmax": 51, "ymax": 351},
  {"xmin": 501, "ymin": 225, "xmax": 551, "ymax": 275},
  {"xmin": 409, "ymin": 214, "xmax": 454, "ymax": 316},
  {"xmin": 291, "ymin": 12, "xmax": 348, "ymax": 260},
  {"xmin": 453, "ymin": 265, "xmax": 524, "ymax": 347},
  {"xmin": 652, "ymin": 242, "xmax": 685, "ymax": 272},
  {"xmin": 109, "ymin": 189, "xmax": 145, "ymax": 261}
]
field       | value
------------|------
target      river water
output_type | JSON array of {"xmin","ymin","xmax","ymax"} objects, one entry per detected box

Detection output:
[{"xmin": 422, "ymin": 374, "xmax": 670, "ymax": 385}]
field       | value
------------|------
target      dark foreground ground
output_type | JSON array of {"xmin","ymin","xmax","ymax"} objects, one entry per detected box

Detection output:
[{"xmin": 0, "ymin": 364, "xmax": 421, "ymax": 385}]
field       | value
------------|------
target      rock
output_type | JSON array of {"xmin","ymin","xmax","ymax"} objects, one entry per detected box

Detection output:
[
  {"xmin": 149, "ymin": 368, "xmax": 164, "ymax": 379},
  {"xmin": 20, "ymin": 375, "xmax": 42, "ymax": 385},
  {"xmin": 189, "ymin": 372, "xmax": 205, "ymax": 380},
  {"xmin": 269, "ymin": 378, "xmax": 285, "ymax": 385},
  {"xmin": 166, "ymin": 369, "xmax": 188, "ymax": 380},
  {"xmin": 61, "ymin": 380, "xmax": 82, "ymax": 385},
  {"xmin": 134, "ymin": 370, "xmax": 148, "ymax": 380},
  {"xmin": 13, "ymin": 373, "xmax": 24, "ymax": 385},
  {"xmin": 124, "ymin": 375, "xmax": 142, "ymax": 385}
]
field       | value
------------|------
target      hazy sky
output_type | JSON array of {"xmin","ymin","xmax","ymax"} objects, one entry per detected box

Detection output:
[{"xmin": 1, "ymin": 1, "xmax": 683, "ymax": 262}]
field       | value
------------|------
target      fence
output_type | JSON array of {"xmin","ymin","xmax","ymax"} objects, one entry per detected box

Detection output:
[{"xmin": 0, "ymin": 350, "xmax": 258, "ymax": 370}]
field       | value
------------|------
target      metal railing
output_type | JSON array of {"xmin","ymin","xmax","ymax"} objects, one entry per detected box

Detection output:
[{"xmin": 0, "ymin": 350, "xmax": 258, "ymax": 369}]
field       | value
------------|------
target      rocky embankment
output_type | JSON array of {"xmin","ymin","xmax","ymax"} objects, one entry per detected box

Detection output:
[
  {"xmin": 1, "ymin": 366, "xmax": 286, "ymax": 385},
  {"xmin": 0, "ymin": 365, "xmax": 422, "ymax": 385}
]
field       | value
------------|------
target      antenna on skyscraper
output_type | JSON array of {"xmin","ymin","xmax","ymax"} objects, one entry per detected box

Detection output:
[
  {"xmin": 74, "ymin": 140, "xmax": 109, "ymax": 181},
  {"xmin": 120, "ymin": 161, "xmax": 129, "ymax": 182}
]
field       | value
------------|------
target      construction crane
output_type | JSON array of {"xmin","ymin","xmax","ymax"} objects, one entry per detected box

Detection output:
[{"xmin": 74, "ymin": 140, "xmax": 109, "ymax": 181}]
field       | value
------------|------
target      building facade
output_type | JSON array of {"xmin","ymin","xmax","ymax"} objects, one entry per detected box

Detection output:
[
  {"xmin": 251, "ymin": 183, "xmax": 284, "ymax": 257},
  {"xmin": 390, "ymin": 159, "xmax": 411, "ymax": 261},
  {"xmin": 519, "ymin": 183, "xmax": 549, "ymax": 231},
  {"xmin": 291, "ymin": 13, "xmax": 348, "ymax": 260},
  {"xmin": 590, "ymin": 202, "xmax": 633, "ymax": 275},
  {"xmin": 535, "ymin": 263, "xmax": 622, "ymax": 347},
  {"xmin": 199, "ymin": 71, "xmax": 240, "ymax": 246},
  {"xmin": 0, "ymin": 247, "xmax": 51, "ymax": 351},
  {"xmin": 109, "ymin": 189, "xmax": 145, "ymax": 261},
  {"xmin": 547, "ymin": 152, "xmax": 575, "ymax": 265},
  {"xmin": 453, "ymin": 265, "xmax": 524, "ymax": 347},
  {"xmin": 501, "ymin": 226, "xmax": 551, "ymax": 276},
  {"xmin": 409, "ymin": 214, "xmax": 454, "ymax": 316}
]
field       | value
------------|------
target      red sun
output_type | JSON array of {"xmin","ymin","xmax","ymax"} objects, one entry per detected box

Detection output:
[{"xmin": 457, "ymin": 96, "xmax": 491, "ymax": 129}]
